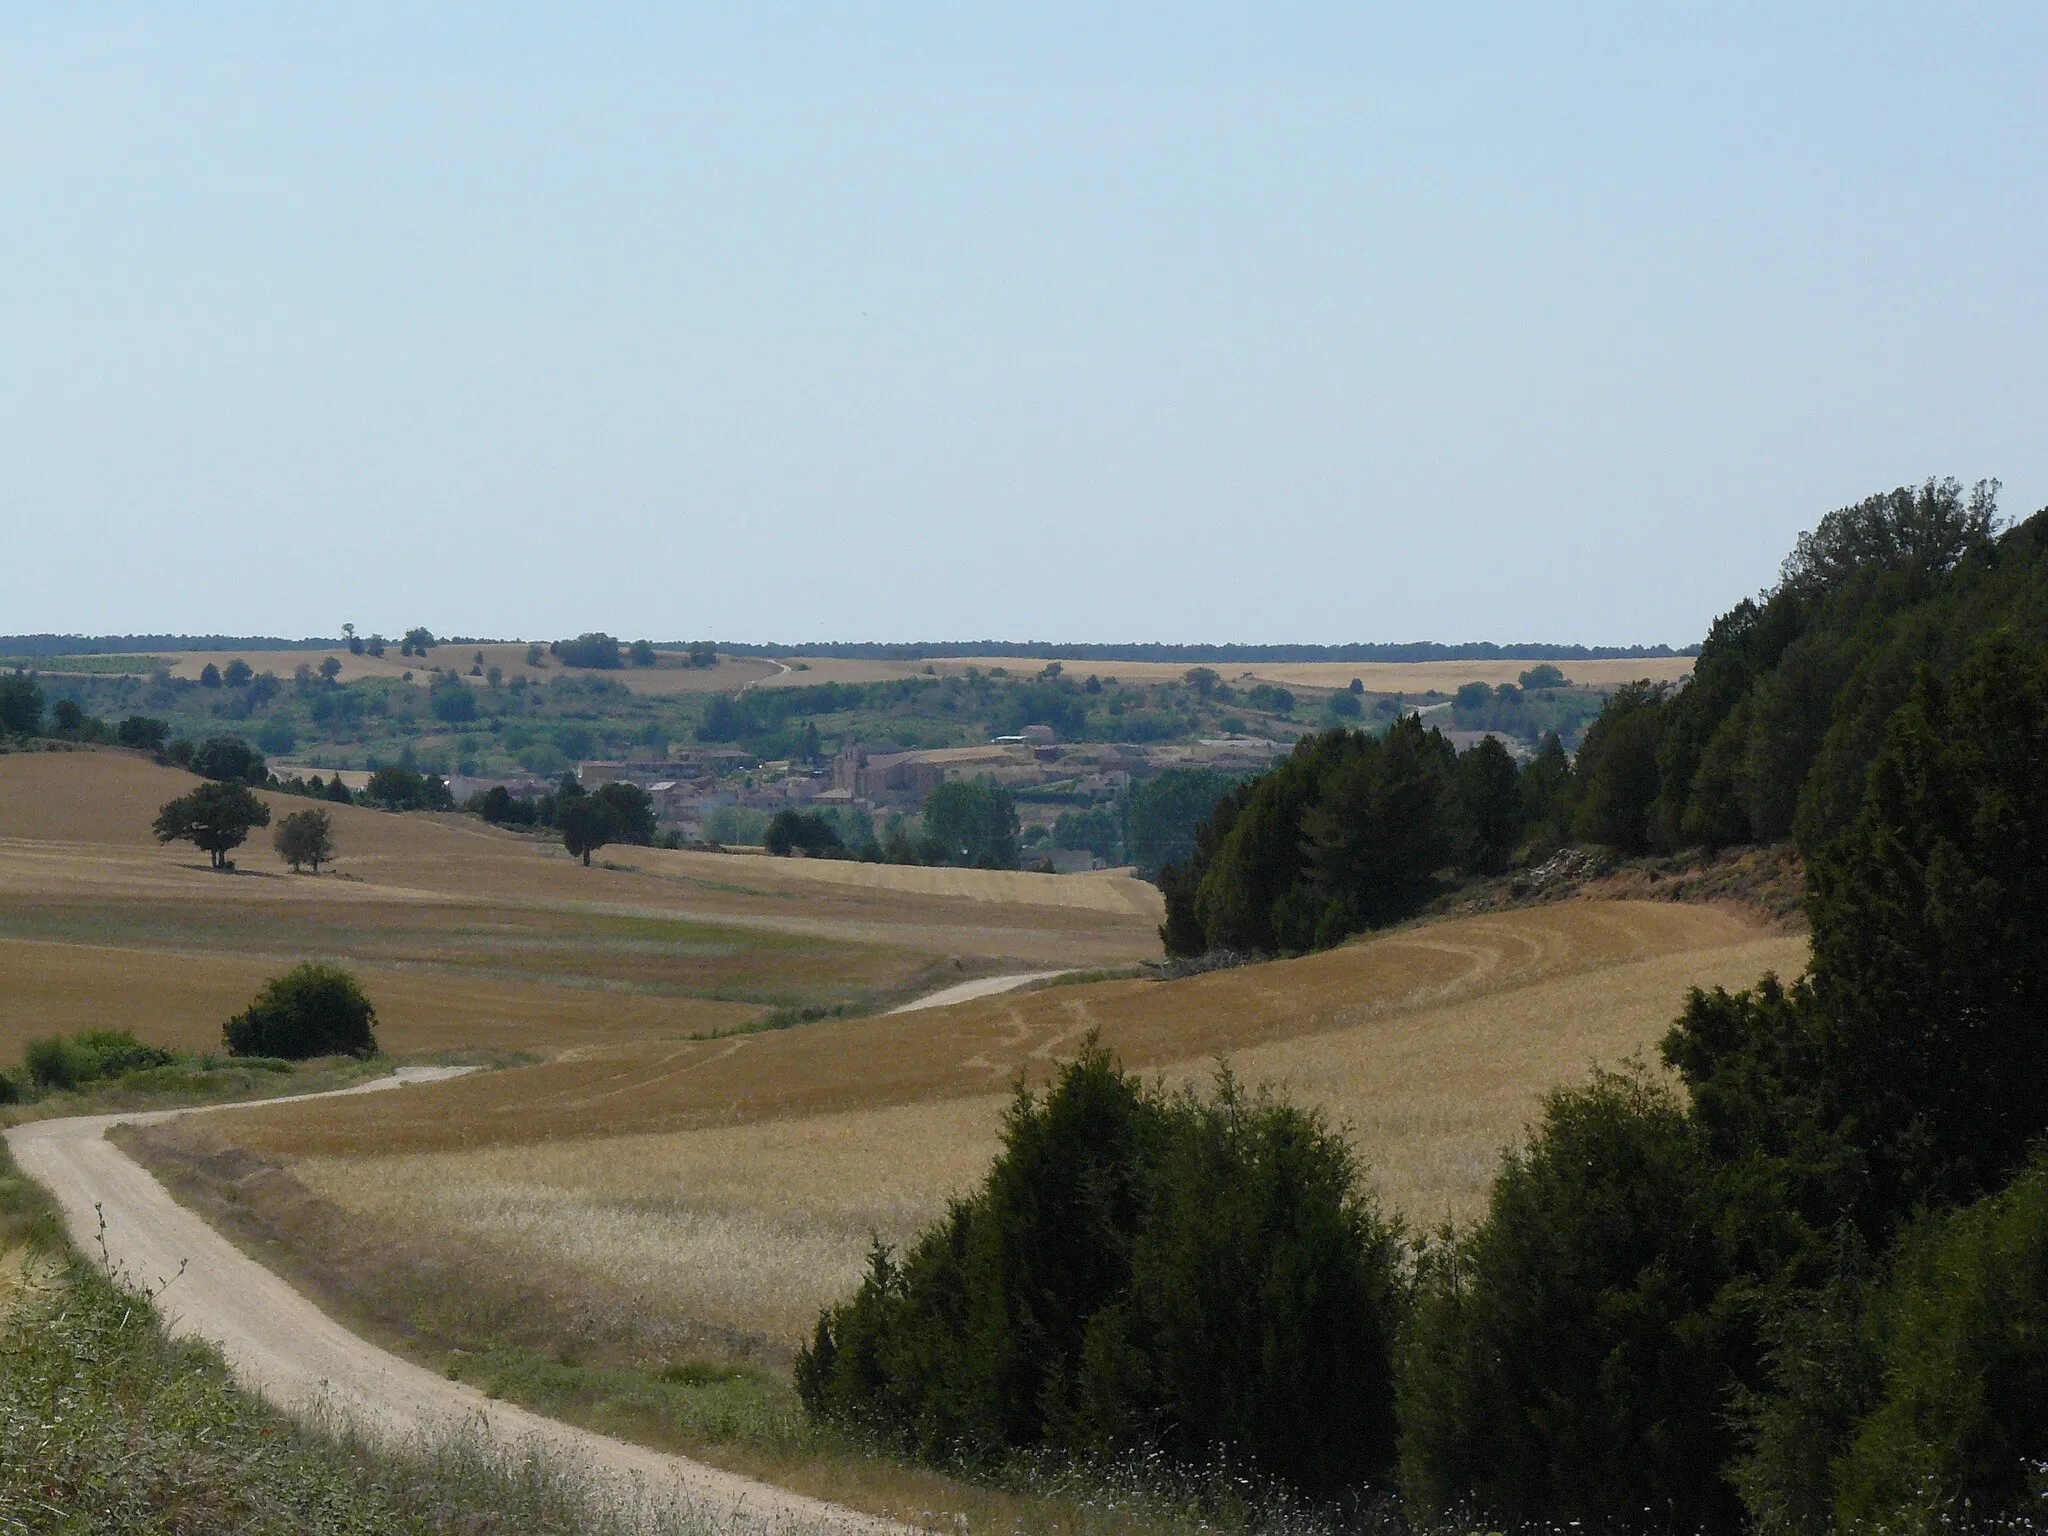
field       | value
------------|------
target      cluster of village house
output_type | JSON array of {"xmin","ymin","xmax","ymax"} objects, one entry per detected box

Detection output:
[{"xmin": 444, "ymin": 729, "xmax": 1287, "ymax": 865}]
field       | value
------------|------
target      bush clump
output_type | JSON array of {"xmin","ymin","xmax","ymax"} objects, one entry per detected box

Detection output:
[
  {"xmin": 22, "ymin": 1028, "xmax": 177, "ymax": 1092},
  {"xmin": 223, "ymin": 963, "xmax": 379, "ymax": 1059},
  {"xmin": 796, "ymin": 1040, "xmax": 1404, "ymax": 1497}
]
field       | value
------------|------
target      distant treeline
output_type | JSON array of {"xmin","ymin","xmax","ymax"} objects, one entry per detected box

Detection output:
[
  {"xmin": 0, "ymin": 634, "xmax": 334, "ymax": 656},
  {"xmin": 719, "ymin": 640, "xmax": 1699, "ymax": 662},
  {"xmin": 8, "ymin": 634, "xmax": 1697, "ymax": 663}
]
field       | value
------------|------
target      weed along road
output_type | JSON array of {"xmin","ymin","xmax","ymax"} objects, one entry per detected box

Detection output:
[{"xmin": 6, "ymin": 1069, "xmax": 909, "ymax": 1536}]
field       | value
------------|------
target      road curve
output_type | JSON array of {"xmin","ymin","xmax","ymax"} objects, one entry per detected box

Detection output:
[
  {"xmin": 888, "ymin": 970, "xmax": 1070, "ymax": 1014},
  {"xmin": 5, "ymin": 1070, "xmax": 907, "ymax": 1535}
]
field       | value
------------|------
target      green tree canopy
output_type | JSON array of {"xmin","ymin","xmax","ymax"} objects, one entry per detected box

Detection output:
[
  {"xmin": 190, "ymin": 734, "xmax": 267, "ymax": 785},
  {"xmin": 798, "ymin": 1042, "xmax": 1404, "ymax": 1495},
  {"xmin": 1571, "ymin": 681, "xmax": 1666, "ymax": 852},
  {"xmin": 764, "ymin": 808, "xmax": 844, "ymax": 857},
  {"xmin": 1124, "ymin": 766, "xmax": 1239, "ymax": 881},
  {"xmin": 153, "ymin": 781, "xmax": 272, "ymax": 868},
  {"xmin": 116, "ymin": 714, "xmax": 169, "ymax": 751},
  {"xmin": 921, "ymin": 779, "xmax": 1020, "ymax": 869},
  {"xmin": 223, "ymin": 963, "xmax": 378, "ymax": 1058},
  {"xmin": 556, "ymin": 632, "xmax": 622, "ymax": 669},
  {"xmin": 557, "ymin": 793, "xmax": 618, "ymax": 865},
  {"xmin": 362, "ymin": 766, "xmax": 454, "ymax": 812},
  {"xmin": 0, "ymin": 674, "xmax": 42, "ymax": 735},
  {"xmin": 590, "ymin": 781, "xmax": 656, "ymax": 845},
  {"xmin": 1399, "ymin": 1071, "xmax": 1755, "ymax": 1533},
  {"xmin": 273, "ymin": 807, "xmax": 335, "ymax": 873}
]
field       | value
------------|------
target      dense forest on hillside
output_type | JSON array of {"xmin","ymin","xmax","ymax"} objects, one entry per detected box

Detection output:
[
  {"xmin": 806, "ymin": 479, "xmax": 2048, "ymax": 1534},
  {"xmin": 1163, "ymin": 478, "xmax": 2041, "ymax": 957}
]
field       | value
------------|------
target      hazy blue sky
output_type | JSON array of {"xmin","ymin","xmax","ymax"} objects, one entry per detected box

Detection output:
[{"xmin": 3, "ymin": 6, "xmax": 2042, "ymax": 645}]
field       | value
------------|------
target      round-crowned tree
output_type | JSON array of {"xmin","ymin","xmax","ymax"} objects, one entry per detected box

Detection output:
[{"xmin": 223, "ymin": 963, "xmax": 379, "ymax": 1058}]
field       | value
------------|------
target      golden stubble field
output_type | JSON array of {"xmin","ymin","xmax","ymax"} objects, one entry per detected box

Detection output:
[
  {"xmin": 5, "ymin": 747, "xmax": 1802, "ymax": 1356},
  {"xmin": 0, "ymin": 750, "xmax": 1164, "ymax": 1062},
  {"xmin": 210, "ymin": 900, "xmax": 1804, "ymax": 1347}
]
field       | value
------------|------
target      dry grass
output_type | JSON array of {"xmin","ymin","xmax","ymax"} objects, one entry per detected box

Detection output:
[
  {"xmin": 207, "ymin": 899, "xmax": 1773, "ymax": 1157},
  {"xmin": 0, "ymin": 751, "xmax": 1161, "ymax": 1066},
  {"xmin": 198, "ymin": 902, "xmax": 1806, "ymax": 1345},
  {"xmin": 291, "ymin": 1097, "xmax": 1007, "ymax": 1345},
  {"xmin": 627, "ymin": 845, "xmax": 1165, "ymax": 918},
  {"xmin": 0, "ymin": 937, "xmax": 760, "ymax": 1062},
  {"xmin": 1161, "ymin": 934, "xmax": 1805, "ymax": 1224}
]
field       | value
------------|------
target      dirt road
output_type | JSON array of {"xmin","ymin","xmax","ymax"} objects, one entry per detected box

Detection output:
[
  {"xmin": 5, "ymin": 1070, "xmax": 907, "ymax": 1535},
  {"xmin": 887, "ymin": 970, "xmax": 1068, "ymax": 1013}
]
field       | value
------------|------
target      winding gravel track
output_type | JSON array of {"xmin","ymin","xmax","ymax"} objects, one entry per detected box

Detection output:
[
  {"xmin": 887, "ymin": 971, "xmax": 1070, "ymax": 1014},
  {"xmin": 6, "ymin": 1070, "xmax": 906, "ymax": 1535}
]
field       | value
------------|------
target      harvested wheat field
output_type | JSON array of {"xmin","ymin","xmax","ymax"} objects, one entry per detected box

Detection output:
[
  {"xmin": 201, "ymin": 900, "xmax": 1805, "ymax": 1346},
  {"xmin": 157, "ymin": 644, "xmax": 781, "ymax": 694},
  {"xmin": 0, "ymin": 749, "xmax": 1162, "ymax": 1064},
  {"xmin": 757, "ymin": 654, "xmax": 1696, "ymax": 695}
]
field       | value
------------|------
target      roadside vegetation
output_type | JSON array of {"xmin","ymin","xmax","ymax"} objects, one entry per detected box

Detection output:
[
  {"xmin": 2, "ymin": 964, "xmax": 385, "ymax": 1114},
  {"xmin": 0, "ymin": 1141, "xmax": 742, "ymax": 1535},
  {"xmin": 0, "ymin": 1026, "xmax": 385, "ymax": 1119}
]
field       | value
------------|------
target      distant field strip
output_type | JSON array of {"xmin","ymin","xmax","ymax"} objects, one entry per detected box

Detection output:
[
  {"xmin": 211, "ymin": 902, "xmax": 1793, "ymax": 1148},
  {"xmin": 0, "ymin": 653, "xmax": 167, "ymax": 673},
  {"xmin": 754, "ymin": 654, "xmax": 1696, "ymax": 694}
]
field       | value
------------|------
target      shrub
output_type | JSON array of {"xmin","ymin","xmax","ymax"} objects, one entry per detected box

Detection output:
[
  {"xmin": 797, "ymin": 1042, "xmax": 1404, "ymax": 1496},
  {"xmin": 116, "ymin": 714, "xmax": 170, "ymax": 750},
  {"xmin": 223, "ymin": 964, "xmax": 378, "ymax": 1059},
  {"xmin": 1398, "ymin": 1070, "xmax": 1757, "ymax": 1533},
  {"xmin": 363, "ymin": 765, "xmax": 454, "ymax": 811},
  {"xmin": 1831, "ymin": 1160, "xmax": 2048, "ymax": 1530},
  {"xmin": 590, "ymin": 781, "xmax": 656, "ymax": 845},
  {"xmin": 190, "ymin": 733, "xmax": 268, "ymax": 785},
  {"xmin": 555, "ymin": 632, "xmax": 622, "ymax": 669},
  {"xmin": 764, "ymin": 809, "xmax": 844, "ymax": 857},
  {"xmin": 23, "ymin": 1029, "xmax": 177, "ymax": 1091},
  {"xmin": 0, "ymin": 673, "xmax": 42, "ymax": 735}
]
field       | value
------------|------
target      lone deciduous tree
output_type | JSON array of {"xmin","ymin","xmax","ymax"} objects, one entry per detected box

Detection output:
[
  {"xmin": 274, "ymin": 807, "xmax": 335, "ymax": 873},
  {"xmin": 0, "ymin": 675, "xmax": 42, "ymax": 735},
  {"xmin": 558, "ymin": 794, "xmax": 618, "ymax": 865},
  {"xmin": 154, "ymin": 781, "xmax": 271, "ymax": 869}
]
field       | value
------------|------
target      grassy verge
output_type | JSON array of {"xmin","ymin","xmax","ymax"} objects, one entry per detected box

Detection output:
[
  {"xmin": 116, "ymin": 1123, "xmax": 1325, "ymax": 1535},
  {"xmin": 0, "ymin": 1141, "xmax": 734, "ymax": 1535},
  {"xmin": 0, "ymin": 1052, "xmax": 393, "ymax": 1126},
  {"xmin": 2, "ymin": 1042, "xmax": 534, "ymax": 1128}
]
